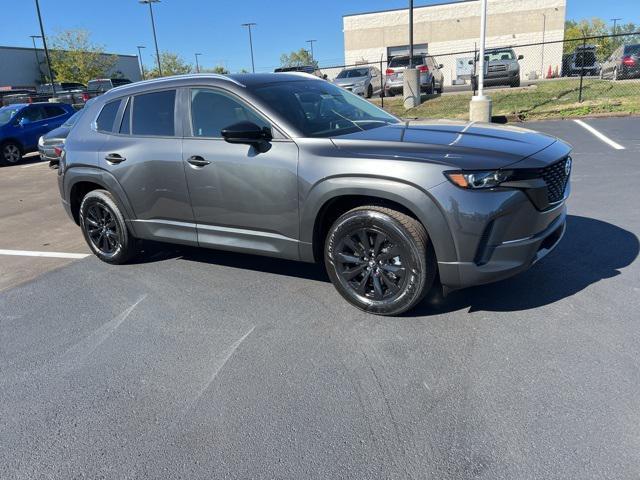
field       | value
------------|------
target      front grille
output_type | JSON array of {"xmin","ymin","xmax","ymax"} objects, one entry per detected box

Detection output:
[
  {"xmin": 488, "ymin": 64, "xmax": 507, "ymax": 72},
  {"xmin": 540, "ymin": 157, "xmax": 570, "ymax": 204}
]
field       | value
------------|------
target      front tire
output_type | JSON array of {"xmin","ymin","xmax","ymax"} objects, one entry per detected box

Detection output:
[
  {"xmin": 324, "ymin": 206, "xmax": 436, "ymax": 316},
  {"xmin": 0, "ymin": 141, "xmax": 23, "ymax": 166},
  {"xmin": 79, "ymin": 189, "xmax": 137, "ymax": 264},
  {"xmin": 366, "ymin": 84, "xmax": 373, "ymax": 99}
]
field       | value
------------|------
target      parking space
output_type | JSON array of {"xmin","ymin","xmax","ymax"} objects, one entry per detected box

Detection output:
[{"xmin": 1, "ymin": 117, "xmax": 639, "ymax": 479}]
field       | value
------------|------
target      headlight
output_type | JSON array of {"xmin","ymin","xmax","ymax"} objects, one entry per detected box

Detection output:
[
  {"xmin": 355, "ymin": 80, "xmax": 366, "ymax": 87},
  {"xmin": 444, "ymin": 170, "xmax": 513, "ymax": 189},
  {"xmin": 38, "ymin": 136, "xmax": 44, "ymax": 147},
  {"xmin": 509, "ymin": 62, "xmax": 519, "ymax": 71}
]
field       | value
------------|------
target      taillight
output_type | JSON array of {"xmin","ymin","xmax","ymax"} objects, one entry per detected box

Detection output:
[
  {"xmin": 82, "ymin": 92, "xmax": 90, "ymax": 102},
  {"xmin": 53, "ymin": 146, "xmax": 63, "ymax": 158},
  {"xmin": 385, "ymin": 68, "xmax": 394, "ymax": 76},
  {"xmin": 27, "ymin": 97, "xmax": 33, "ymax": 104},
  {"xmin": 622, "ymin": 56, "xmax": 636, "ymax": 66},
  {"xmin": 418, "ymin": 65, "xmax": 429, "ymax": 72}
]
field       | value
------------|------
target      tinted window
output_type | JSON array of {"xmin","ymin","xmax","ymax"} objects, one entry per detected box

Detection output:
[
  {"xmin": 388, "ymin": 56, "xmax": 424, "ymax": 68},
  {"xmin": 252, "ymin": 80, "xmax": 398, "ymax": 138},
  {"xmin": 44, "ymin": 105, "xmax": 66, "ymax": 118},
  {"xmin": 96, "ymin": 100, "xmax": 121, "ymax": 132},
  {"xmin": 112, "ymin": 79, "xmax": 132, "ymax": 87},
  {"xmin": 23, "ymin": 106, "xmax": 45, "ymax": 122},
  {"xmin": 119, "ymin": 97, "xmax": 131, "ymax": 134},
  {"xmin": 132, "ymin": 90, "xmax": 176, "ymax": 136},
  {"xmin": 88, "ymin": 80, "xmax": 111, "ymax": 92},
  {"xmin": 190, "ymin": 89, "xmax": 268, "ymax": 138},
  {"xmin": 336, "ymin": 68, "xmax": 370, "ymax": 79}
]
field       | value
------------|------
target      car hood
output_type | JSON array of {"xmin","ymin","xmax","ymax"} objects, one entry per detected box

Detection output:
[
  {"xmin": 334, "ymin": 76, "xmax": 367, "ymax": 86},
  {"xmin": 330, "ymin": 120, "xmax": 559, "ymax": 169}
]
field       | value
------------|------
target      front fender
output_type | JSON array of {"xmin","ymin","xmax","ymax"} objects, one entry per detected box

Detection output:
[
  {"xmin": 63, "ymin": 166, "xmax": 138, "ymax": 235},
  {"xmin": 299, "ymin": 175, "xmax": 458, "ymax": 269}
]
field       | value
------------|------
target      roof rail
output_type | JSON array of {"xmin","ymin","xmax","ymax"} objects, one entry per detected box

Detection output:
[{"xmin": 109, "ymin": 73, "xmax": 245, "ymax": 93}]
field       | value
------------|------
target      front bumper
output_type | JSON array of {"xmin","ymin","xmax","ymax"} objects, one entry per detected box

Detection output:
[
  {"xmin": 336, "ymin": 84, "xmax": 366, "ymax": 95},
  {"xmin": 431, "ymin": 179, "xmax": 570, "ymax": 290}
]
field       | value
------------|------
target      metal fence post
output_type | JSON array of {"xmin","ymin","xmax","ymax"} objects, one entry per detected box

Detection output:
[
  {"xmin": 578, "ymin": 36, "xmax": 586, "ymax": 103},
  {"xmin": 380, "ymin": 57, "xmax": 384, "ymax": 108}
]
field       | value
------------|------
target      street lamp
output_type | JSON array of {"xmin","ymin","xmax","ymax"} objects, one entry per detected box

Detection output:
[
  {"xmin": 194, "ymin": 53, "xmax": 202, "ymax": 73},
  {"xmin": 241, "ymin": 23, "xmax": 256, "ymax": 73},
  {"xmin": 306, "ymin": 39, "xmax": 316, "ymax": 64},
  {"xmin": 139, "ymin": 0, "xmax": 162, "ymax": 77},
  {"xmin": 33, "ymin": 0, "xmax": 55, "ymax": 96},
  {"xmin": 611, "ymin": 18, "xmax": 622, "ymax": 35},
  {"xmin": 136, "ymin": 45, "xmax": 146, "ymax": 80},
  {"xmin": 29, "ymin": 35, "xmax": 43, "ymax": 83}
]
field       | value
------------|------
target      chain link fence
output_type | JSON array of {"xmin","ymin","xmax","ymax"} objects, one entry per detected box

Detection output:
[{"xmin": 318, "ymin": 32, "xmax": 640, "ymax": 120}]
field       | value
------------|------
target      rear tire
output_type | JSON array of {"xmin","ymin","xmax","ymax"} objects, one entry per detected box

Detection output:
[
  {"xmin": 79, "ymin": 189, "xmax": 137, "ymax": 265},
  {"xmin": 366, "ymin": 84, "xmax": 373, "ymax": 99},
  {"xmin": 324, "ymin": 206, "xmax": 436, "ymax": 316},
  {"xmin": 0, "ymin": 141, "xmax": 23, "ymax": 166}
]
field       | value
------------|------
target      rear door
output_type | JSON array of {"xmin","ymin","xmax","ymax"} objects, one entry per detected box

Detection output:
[
  {"xmin": 43, "ymin": 105, "xmax": 70, "ymax": 130},
  {"xmin": 98, "ymin": 90, "xmax": 196, "ymax": 245},
  {"xmin": 16, "ymin": 105, "xmax": 49, "ymax": 150}
]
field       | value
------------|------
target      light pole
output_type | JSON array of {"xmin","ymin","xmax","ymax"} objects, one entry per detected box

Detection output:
[
  {"xmin": 541, "ymin": 13, "xmax": 546, "ymax": 78},
  {"xmin": 469, "ymin": 0, "xmax": 491, "ymax": 122},
  {"xmin": 241, "ymin": 23, "xmax": 256, "ymax": 73},
  {"xmin": 33, "ymin": 0, "xmax": 55, "ymax": 96},
  {"xmin": 611, "ymin": 18, "xmax": 622, "ymax": 35},
  {"xmin": 194, "ymin": 53, "xmax": 202, "ymax": 73},
  {"xmin": 409, "ymin": 0, "xmax": 414, "ymax": 68},
  {"xmin": 139, "ymin": 0, "xmax": 162, "ymax": 77},
  {"xmin": 29, "ymin": 35, "xmax": 43, "ymax": 83},
  {"xmin": 306, "ymin": 39, "xmax": 316, "ymax": 64},
  {"xmin": 136, "ymin": 45, "xmax": 146, "ymax": 80}
]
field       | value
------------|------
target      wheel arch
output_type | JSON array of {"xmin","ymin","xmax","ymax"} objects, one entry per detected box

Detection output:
[
  {"xmin": 1, "ymin": 137, "xmax": 25, "ymax": 152},
  {"xmin": 64, "ymin": 167, "xmax": 137, "ymax": 232},
  {"xmin": 300, "ymin": 176, "xmax": 457, "ymax": 266}
]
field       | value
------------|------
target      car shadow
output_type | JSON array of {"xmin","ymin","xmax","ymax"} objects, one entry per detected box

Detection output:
[
  {"xmin": 409, "ymin": 214, "xmax": 639, "ymax": 316},
  {"xmin": 132, "ymin": 215, "xmax": 638, "ymax": 316}
]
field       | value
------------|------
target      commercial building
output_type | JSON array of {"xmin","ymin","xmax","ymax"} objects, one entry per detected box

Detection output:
[
  {"xmin": 342, "ymin": 0, "xmax": 566, "ymax": 86},
  {"xmin": 0, "ymin": 45, "xmax": 141, "ymax": 88}
]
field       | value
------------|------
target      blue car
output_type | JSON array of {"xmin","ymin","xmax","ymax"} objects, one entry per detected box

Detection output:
[{"xmin": 0, "ymin": 102, "xmax": 75, "ymax": 166}]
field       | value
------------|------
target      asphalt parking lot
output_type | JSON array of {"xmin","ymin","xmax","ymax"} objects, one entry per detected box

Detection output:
[{"xmin": 1, "ymin": 117, "xmax": 639, "ymax": 479}]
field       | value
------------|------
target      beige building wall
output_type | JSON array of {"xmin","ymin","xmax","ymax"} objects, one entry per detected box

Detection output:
[{"xmin": 342, "ymin": 0, "xmax": 566, "ymax": 85}]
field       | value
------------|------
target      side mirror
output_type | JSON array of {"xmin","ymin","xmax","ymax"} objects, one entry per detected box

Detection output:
[
  {"xmin": 221, "ymin": 121, "xmax": 272, "ymax": 150},
  {"xmin": 468, "ymin": 59, "xmax": 475, "ymax": 65},
  {"xmin": 438, "ymin": 64, "xmax": 444, "ymax": 69},
  {"xmin": 518, "ymin": 55, "xmax": 524, "ymax": 60}
]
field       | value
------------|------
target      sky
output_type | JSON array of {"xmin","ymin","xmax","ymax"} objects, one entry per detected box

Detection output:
[{"xmin": 1, "ymin": 0, "xmax": 638, "ymax": 73}]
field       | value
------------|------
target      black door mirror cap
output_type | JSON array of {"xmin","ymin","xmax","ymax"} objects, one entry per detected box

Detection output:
[{"xmin": 221, "ymin": 121, "xmax": 272, "ymax": 144}]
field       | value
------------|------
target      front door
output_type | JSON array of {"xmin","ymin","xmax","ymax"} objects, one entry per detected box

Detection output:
[{"xmin": 181, "ymin": 87, "xmax": 300, "ymax": 259}]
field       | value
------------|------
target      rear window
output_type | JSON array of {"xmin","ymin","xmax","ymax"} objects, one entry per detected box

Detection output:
[
  {"xmin": 131, "ymin": 90, "xmax": 176, "ymax": 136},
  {"xmin": 111, "ymin": 79, "xmax": 131, "ymax": 87},
  {"xmin": 88, "ymin": 80, "xmax": 112, "ymax": 92},
  {"xmin": 388, "ymin": 56, "xmax": 424, "ymax": 68},
  {"xmin": 44, "ymin": 105, "xmax": 67, "ymax": 118},
  {"xmin": 95, "ymin": 99, "xmax": 121, "ymax": 132},
  {"xmin": 624, "ymin": 45, "xmax": 640, "ymax": 56}
]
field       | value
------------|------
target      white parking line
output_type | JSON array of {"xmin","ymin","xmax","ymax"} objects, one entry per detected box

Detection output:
[
  {"xmin": 21, "ymin": 161, "xmax": 48, "ymax": 169},
  {"xmin": 573, "ymin": 119, "xmax": 625, "ymax": 150},
  {"xmin": 0, "ymin": 249, "xmax": 89, "ymax": 259}
]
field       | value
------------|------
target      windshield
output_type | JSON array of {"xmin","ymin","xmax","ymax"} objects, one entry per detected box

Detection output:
[
  {"xmin": 624, "ymin": 44, "xmax": 640, "ymax": 56},
  {"xmin": 388, "ymin": 56, "xmax": 424, "ymax": 68},
  {"xmin": 252, "ymin": 80, "xmax": 399, "ymax": 138},
  {"xmin": 62, "ymin": 109, "xmax": 83, "ymax": 127},
  {"xmin": 0, "ymin": 106, "xmax": 21, "ymax": 126},
  {"xmin": 336, "ymin": 68, "xmax": 369, "ymax": 79},
  {"xmin": 484, "ymin": 50, "xmax": 516, "ymax": 61}
]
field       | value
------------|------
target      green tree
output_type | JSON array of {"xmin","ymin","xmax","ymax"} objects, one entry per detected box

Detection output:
[
  {"xmin": 49, "ymin": 29, "xmax": 116, "ymax": 85},
  {"xmin": 146, "ymin": 52, "xmax": 192, "ymax": 78},
  {"xmin": 280, "ymin": 48, "xmax": 317, "ymax": 68},
  {"xmin": 201, "ymin": 65, "xmax": 229, "ymax": 74}
]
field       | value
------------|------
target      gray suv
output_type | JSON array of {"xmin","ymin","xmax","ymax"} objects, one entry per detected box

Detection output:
[
  {"xmin": 58, "ymin": 73, "xmax": 571, "ymax": 315},
  {"xmin": 384, "ymin": 55, "xmax": 444, "ymax": 96},
  {"xmin": 471, "ymin": 48, "xmax": 523, "ymax": 89},
  {"xmin": 333, "ymin": 66, "xmax": 381, "ymax": 98}
]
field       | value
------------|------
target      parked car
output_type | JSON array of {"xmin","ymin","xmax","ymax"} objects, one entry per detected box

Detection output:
[
  {"xmin": 3, "ymin": 82, "xmax": 88, "ymax": 107},
  {"xmin": 561, "ymin": 45, "xmax": 599, "ymax": 77},
  {"xmin": 600, "ymin": 43, "xmax": 640, "ymax": 80},
  {"xmin": 0, "ymin": 102, "xmax": 75, "ymax": 165},
  {"xmin": 58, "ymin": 73, "xmax": 571, "ymax": 316},
  {"xmin": 275, "ymin": 66, "xmax": 326, "ymax": 79},
  {"xmin": 38, "ymin": 107, "xmax": 87, "ymax": 168},
  {"xmin": 0, "ymin": 88, "xmax": 36, "ymax": 106},
  {"xmin": 333, "ymin": 66, "xmax": 382, "ymax": 98},
  {"xmin": 471, "ymin": 48, "xmax": 523, "ymax": 89},
  {"xmin": 384, "ymin": 54, "xmax": 444, "ymax": 96}
]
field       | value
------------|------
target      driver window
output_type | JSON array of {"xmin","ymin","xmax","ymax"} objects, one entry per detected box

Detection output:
[
  {"xmin": 190, "ymin": 88, "xmax": 269, "ymax": 138},
  {"xmin": 22, "ymin": 106, "xmax": 44, "ymax": 122}
]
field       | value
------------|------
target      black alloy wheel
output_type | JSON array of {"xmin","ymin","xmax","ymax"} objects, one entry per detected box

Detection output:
[
  {"xmin": 84, "ymin": 202, "xmax": 121, "ymax": 257},
  {"xmin": 325, "ymin": 206, "xmax": 435, "ymax": 316}
]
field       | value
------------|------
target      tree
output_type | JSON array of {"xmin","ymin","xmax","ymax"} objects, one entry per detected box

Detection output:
[
  {"xmin": 146, "ymin": 52, "xmax": 192, "ymax": 78},
  {"xmin": 201, "ymin": 65, "xmax": 229, "ymax": 74},
  {"xmin": 49, "ymin": 29, "xmax": 116, "ymax": 85},
  {"xmin": 280, "ymin": 48, "xmax": 317, "ymax": 68},
  {"xmin": 563, "ymin": 18, "xmax": 639, "ymax": 59}
]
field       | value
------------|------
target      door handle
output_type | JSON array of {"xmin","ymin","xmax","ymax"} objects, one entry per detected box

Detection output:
[
  {"xmin": 105, "ymin": 153, "xmax": 126, "ymax": 164},
  {"xmin": 187, "ymin": 155, "xmax": 211, "ymax": 167}
]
